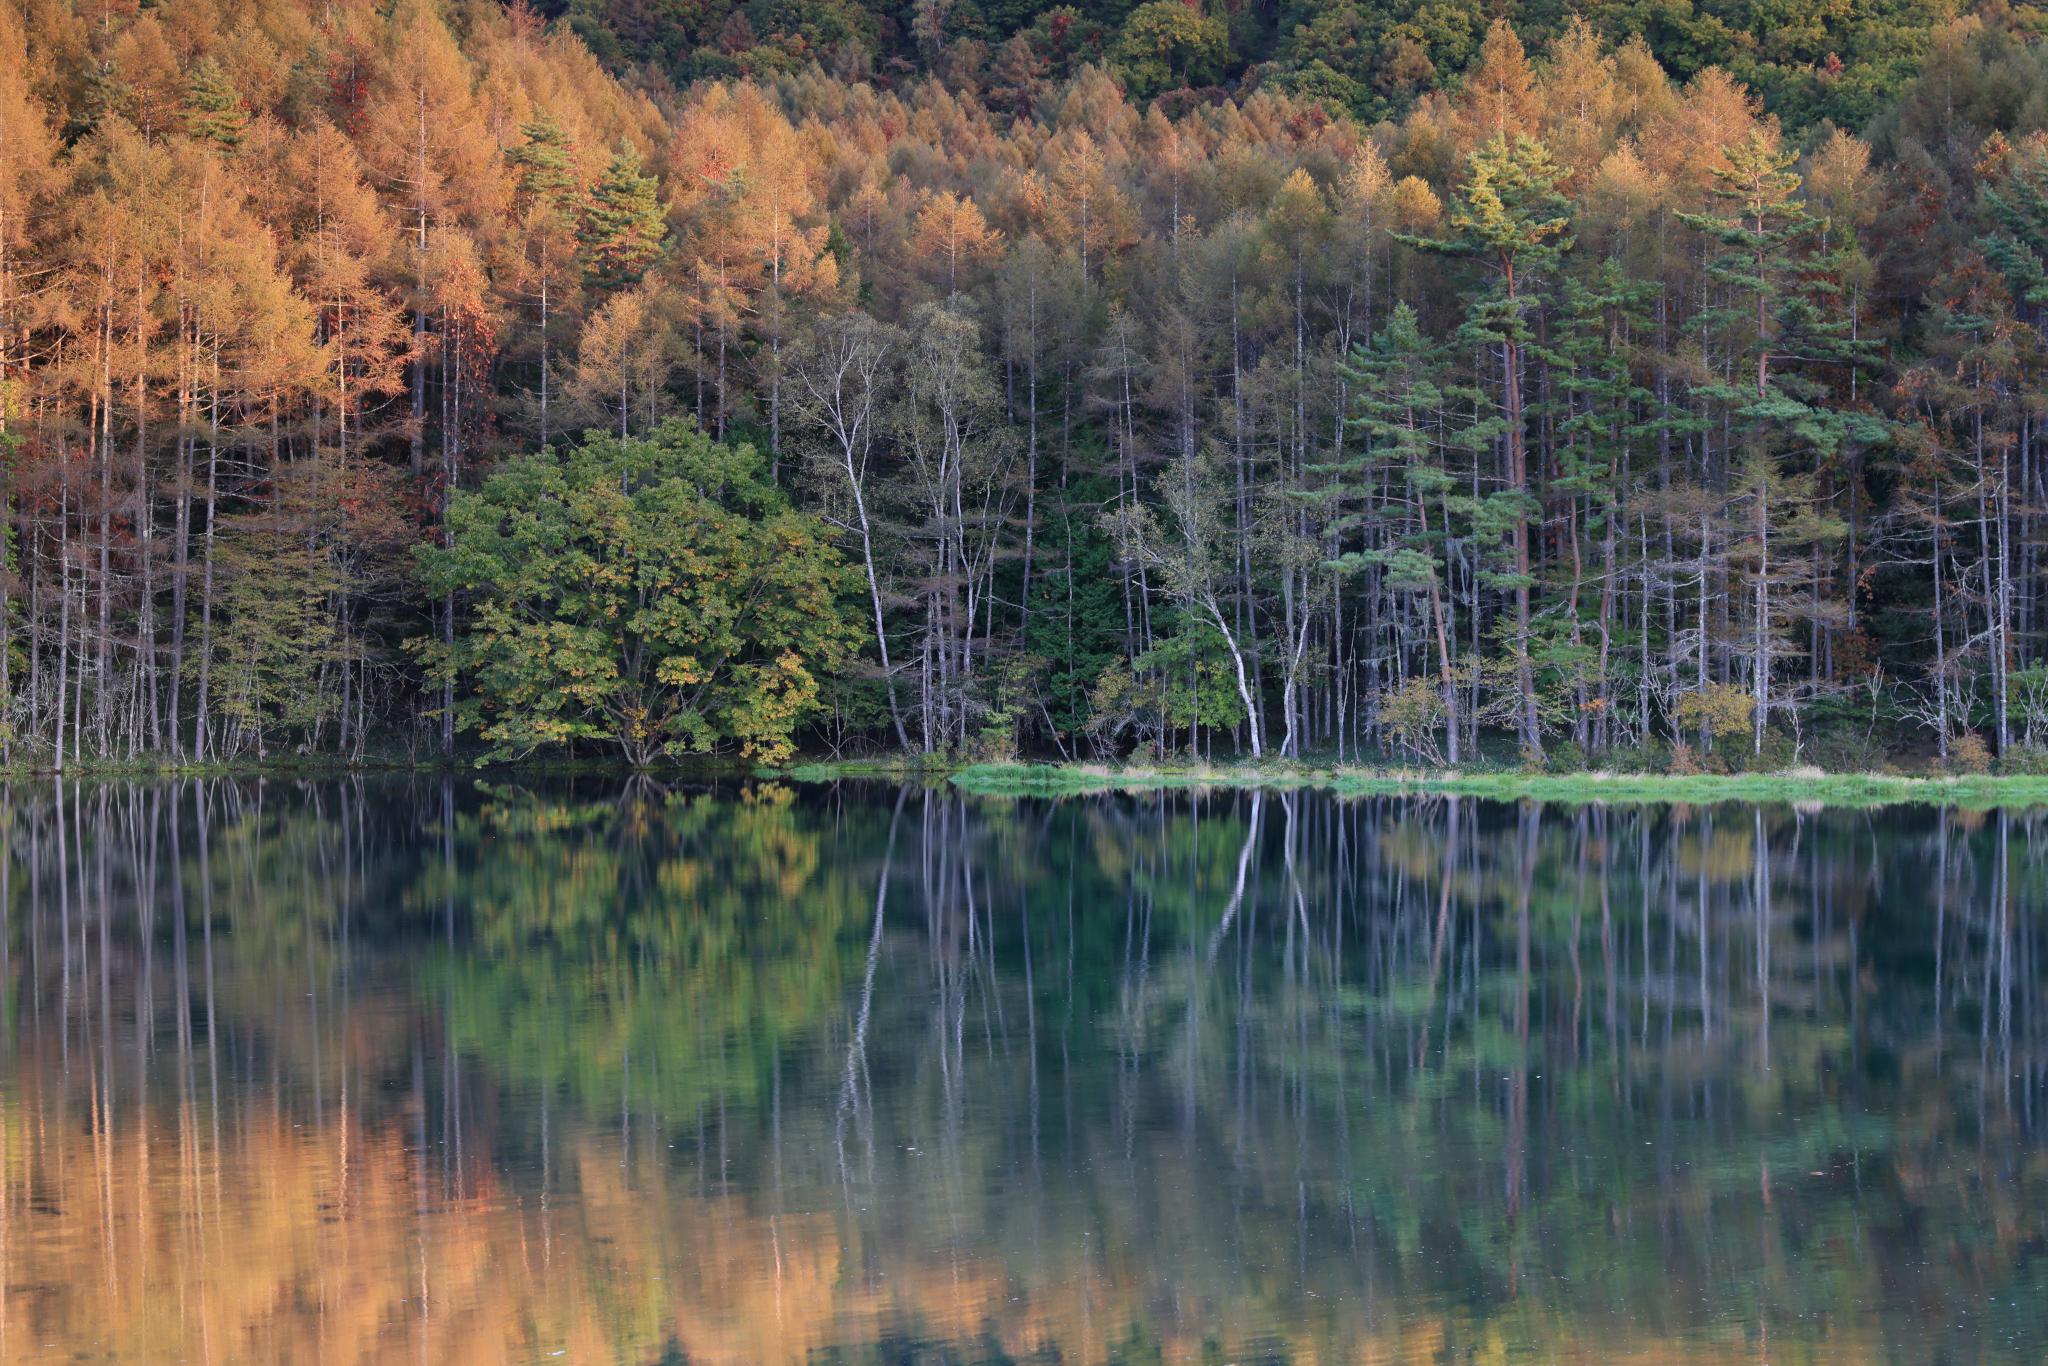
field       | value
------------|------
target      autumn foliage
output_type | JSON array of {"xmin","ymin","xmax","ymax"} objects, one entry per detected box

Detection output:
[{"xmin": 4, "ymin": 0, "xmax": 2048, "ymax": 766}]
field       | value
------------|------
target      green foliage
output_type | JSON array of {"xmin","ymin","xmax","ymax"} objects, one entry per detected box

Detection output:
[
  {"xmin": 203, "ymin": 460, "xmax": 357, "ymax": 757},
  {"xmin": 418, "ymin": 421, "xmax": 859, "ymax": 765},
  {"xmin": 1980, "ymin": 138, "xmax": 2048, "ymax": 339},
  {"xmin": 181, "ymin": 57, "xmax": 246, "ymax": 148},
  {"xmin": 579, "ymin": 143, "xmax": 667, "ymax": 291},
  {"xmin": 1027, "ymin": 470, "xmax": 1129, "ymax": 739},
  {"xmin": 508, "ymin": 108, "xmax": 579, "ymax": 211},
  {"xmin": 1542, "ymin": 263, "xmax": 1660, "ymax": 507},
  {"xmin": 1415, "ymin": 133, "xmax": 1574, "ymax": 333},
  {"xmin": 1114, "ymin": 1, "xmax": 1230, "ymax": 99},
  {"xmin": 2010, "ymin": 664, "xmax": 2048, "ymax": 748},
  {"xmin": 1279, "ymin": 0, "xmax": 1484, "ymax": 116},
  {"xmin": 1091, "ymin": 623, "xmax": 1250, "ymax": 752},
  {"xmin": 1998, "ymin": 744, "xmax": 2048, "ymax": 775},
  {"xmin": 541, "ymin": 0, "xmax": 2039, "ymax": 132},
  {"xmin": 1678, "ymin": 131, "xmax": 1886, "ymax": 457},
  {"xmin": 1803, "ymin": 723, "xmax": 1894, "ymax": 774}
]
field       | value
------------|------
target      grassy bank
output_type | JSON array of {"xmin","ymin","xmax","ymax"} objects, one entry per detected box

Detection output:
[
  {"xmin": 0, "ymin": 754, "xmax": 429, "ymax": 781},
  {"xmin": 16, "ymin": 755, "xmax": 2048, "ymax": 810},
  {"xmin": 769, "ymin": 759, "xmax": 2048, "ymax": 809}
]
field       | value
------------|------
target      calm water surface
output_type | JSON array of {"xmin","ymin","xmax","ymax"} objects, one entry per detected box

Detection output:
[{"xmin": 2, "ymin": 778, "xmax": 2045, "ymax": 1363}]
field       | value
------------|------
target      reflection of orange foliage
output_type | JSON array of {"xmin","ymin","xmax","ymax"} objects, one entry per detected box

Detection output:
[
  {"xmin": 0, "ymin": 1069, "xmax": 602, "ymax": 1363},
  {"xmin": 3, "ymin": 1071, "xmax": 501, "ymax": 1357},
  {"xmin": 0, "ymin": 1086, "xmax": 1344, "ymax": 1363},
  {"xmin": 0, "ymin": 1068, "xmax": 1945, "ymax": 1366}
]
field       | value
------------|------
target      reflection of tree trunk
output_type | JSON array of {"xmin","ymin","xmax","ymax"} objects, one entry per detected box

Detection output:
[
  {"xmin": 1934, "ymin": 808, "xmax": 1947, "ymax": 1074},
  {"xmin": 1415, "ymin": 797, "xmax": 1462, "ymax": 1067},
  {"xmin": 837, "ymin": 789, "xmax": 902, "ymax": 1189},
  {"xmin": 1996, "ymin": 810, "xmax": 2012, "ymax": 1106},
  {"xmin": 1506, "ymin": 803, "xmax": 1538, "ymax": 1228},
  {"xmin": 1754, "ymin": 807, "xmax": 1770, "ymax": 1070},
  {"xmin": 1599, "ymin": 807, "xmax": 1618, "ymax": 1096},
  {"xmin": 1205, "ymin": 791, "xmax": 1264, "ymax": 962},
  {"xmin": 1699, "ymin": 810, "xmax": 1712, "ymax": 1040}
]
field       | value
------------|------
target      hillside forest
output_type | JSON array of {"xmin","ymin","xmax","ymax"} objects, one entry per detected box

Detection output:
[{"xmin": 8, "ymin": 0, "xmax": 2048, "ymax": 772}]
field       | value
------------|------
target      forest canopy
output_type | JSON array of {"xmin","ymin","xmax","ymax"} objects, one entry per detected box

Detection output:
[{"xmin": 5, "ymin": 0, "xmax": 2048, "ymax": 771}]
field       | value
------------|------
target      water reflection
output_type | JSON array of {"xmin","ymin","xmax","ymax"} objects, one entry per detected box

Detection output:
[{"xmin": 2, "ymin": 779, "xmax": 2045, "ymax": 1362}]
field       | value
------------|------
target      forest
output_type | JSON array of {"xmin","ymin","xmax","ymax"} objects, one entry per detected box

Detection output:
[{"xmin": 7, "ymin": 0, "xmax": 2048, "ymax": 772}]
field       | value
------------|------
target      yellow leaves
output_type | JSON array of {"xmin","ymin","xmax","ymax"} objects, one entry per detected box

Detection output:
[
  {"xmin": 1584, "ymin": 142, "xmax": 1666, "ymax": 232},
  {"xmin": 1454, "ymin": 19, "xmax": 1541, "ymax": 148},
  {"xmin": 667, "ymin": 80, "xmax": 838, "ymax": 310},
  {"xmin": 1675, "ymin": 682, "xmax": 1756, "ymax": 742},
  {"xmin": 1803, "ymin": 127, "xmax": 1878, "ymax": 231},
  {"xmin": 1638, "ymin": 67, "xmax": 1763, "ymax": 203},
  {"xmin": 1387, "ymin": 175, "xmax": 1442, "ymax": 233},
  {"xmin": 909, "ymin": 189, "xmax": 1003, "ymax": 287},
  {"xmin": 1338, "ymin": 143, "xmax": 1393, "ymax": 218},
  {"xmin": 1269, "ymin": 165, "xmax": 1325, "ymax": 233}
]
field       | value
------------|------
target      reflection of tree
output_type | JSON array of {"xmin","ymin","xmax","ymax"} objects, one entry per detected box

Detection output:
[
  {"xmin": 1, "ymin": 781, "xmax": 2046, "ymax": 1363},
  {"xmin": 423, "ymin": 782, "xmax": 882, "ymax": 1122},
  {"xmin": 805, "ymin": 793, "xmax": 2048, "ymax": 1362}
]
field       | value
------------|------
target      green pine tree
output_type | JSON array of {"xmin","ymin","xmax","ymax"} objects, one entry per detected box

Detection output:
[
  {"xmin": 182, "ymin": 57, "xmax": 247, "ymax": 148},
  {"xmin": 509, "ymin": 108, "xmax": 579, "ymax": 212},
  {"xmin": 1979, "ymin": 139, "xmax": 2048, "ymax": 323},
  {"xmin": 579, "ymin": 143, "xmax": 667, "ymax": 291},
  {"xmin": 1335, "ymin": 301, "xmax": 1468, "ymax": 761},
  {"xmin": 1401, "ymin": 133, "xmax": 1573, "ymax": 759},
  {"xmin": 1679, "ymin": 132, "xmax": 1881, "ymax": 753},
  {"xmin": 1538, "ymin": 262, "xmax": 1661, "ymax": 752}
]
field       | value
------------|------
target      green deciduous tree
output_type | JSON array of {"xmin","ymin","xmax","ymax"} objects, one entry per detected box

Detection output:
[
  {"xmin": 419, "ymin": 421, "xmax": 858, "ymax": 764},
  {"xmin": 1114, "ymin": 1, "xmax": 1230, "ymax": 100}
]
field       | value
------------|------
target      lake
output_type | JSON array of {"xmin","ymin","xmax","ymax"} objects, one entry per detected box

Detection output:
[{"xmin": 1, "ymin": 777, "xmax": 2043, "ymax": 1363}]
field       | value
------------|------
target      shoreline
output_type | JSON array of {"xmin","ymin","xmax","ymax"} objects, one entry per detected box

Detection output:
[
  {"xmin": 771, "ymin": 759, "xmax": 2048, "ymax": 809},
  {"xmin": 8, "ymin": 755, "xmax": 2048, "ymax": 810}
]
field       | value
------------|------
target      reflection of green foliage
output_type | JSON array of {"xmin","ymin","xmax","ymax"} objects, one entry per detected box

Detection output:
[
  {"xmin": 422, "ymin": 785, "xmax": 883, "ymax": 1119},
  {"xmin": 25, "ymin": 779, "xmax": 2043, "ymax": 1363}
]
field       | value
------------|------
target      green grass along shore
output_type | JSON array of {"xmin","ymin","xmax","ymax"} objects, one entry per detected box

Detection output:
[
  {"xmin": 8, "ymin": 754, "xmax": 2048, "ymax": 811},
  {"xmin": 771, "ymin": 759, "xmax": 2048, "ymax": 809}
]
